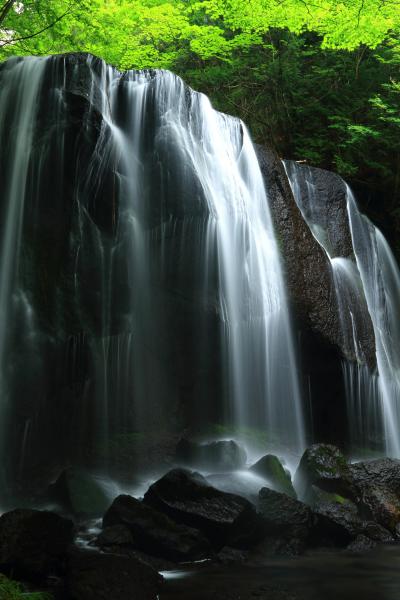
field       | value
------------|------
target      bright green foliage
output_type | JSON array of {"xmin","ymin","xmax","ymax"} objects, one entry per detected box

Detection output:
[
  {"xmin": 0, "ymin": 574, "xmax": 52, "ymax": 599},
  {"xmin": 0, "ymin": 0, "xmax": 399, "ymax": 250}
]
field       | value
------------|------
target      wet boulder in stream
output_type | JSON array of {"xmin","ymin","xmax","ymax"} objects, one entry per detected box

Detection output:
[
  {"xmin": 143, "ymin": 468, "xmax": 264, "ymax": 549},
  {"xmin": 102, "ymin": 494, "xmax": 211, "ymax": 562}
]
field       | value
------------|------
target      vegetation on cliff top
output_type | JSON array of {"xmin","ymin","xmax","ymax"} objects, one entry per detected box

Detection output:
[{"xmin": 1, "ymin": 1, "xmax": 399, "ymax": 249}]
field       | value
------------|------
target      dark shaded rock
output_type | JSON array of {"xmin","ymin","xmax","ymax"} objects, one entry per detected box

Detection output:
[
  {"xmin": 144, "ymin": 468, "xmax": 263, "ymax": 549},
  {"xmin": 346, "ymin": 535, "xmax": 377, "ymax": 553},
  {"xmin": 349, "ymin": 459, "xmax": 400, "ymax": 534},
  {"xmin": 311, "ymin": 499, "xmax": 393, "ymax": 547},
  {"xmin": 102, "ymin": 494, "xmax": 211, "ymax": 561},
  {"xmin": 48, "ymin": 468, "xmax": 111, "ymax": 517},
  {"xmin": 255, "ymin": 146, "xmax": 343, "ymax": 357},
  {"xmin": 176, "ymin": 438, "xmax": 247, "ymax": 471},
  {"xmin": 258, "ymin": 487, "xmax": 312, "ymax": 543},
  {"xmin": 294, "ymin": 444, "xmax": 355, "ymax": 502},
  {"xmin": 249, "ymin": 455, "xmax": 296, "ymax": 498},
  {"xmin": 66, "ymin": 548, "xmax": 162, "ymax": 600},
  {"xmin": 0, "ymin": 509, "xmax": 74, "ymax": 579},
  {"xmin": 94, "ymin": 524, "xmax": 176, "ymax": 571}
]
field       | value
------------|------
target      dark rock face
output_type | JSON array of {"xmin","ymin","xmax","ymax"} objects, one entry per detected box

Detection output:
[
  {"xmin": 283, "ymin": 161, "xmax": 353, "ymax": 259},
  {"xmin": 349, "ymin": 459, "xmax": 400, "ymax": 534},
  {"xmin": 258, "ymin": 487, "xmax": 312, "ymax": 543},
  {"xmin": 283, "ymin": 160, "xmax": 376, "ymax": 369},
  {"xmin": 255, "ymin": 146, "xmax": 342, "ymax": 357},
  {"xmin": 143, "ymin": 468, "xmax": 263, "ymax": 549},
  {"xmin": 48, "ymin": 468, "xmax": 111, "ymax": 517},
  {"xmin": 294, "ymin": 444, "xmax": 355, "ymax": 502},
  {"xmin": 102, "ymin": 494, "xmax": 211, "ymax": 561},
  {"xmin": 249, "ymin": 454, "xmax": 296, "ymax": 498},
  {"xmin": 255, "ymin": 145, "xmax": 358, "ymax": 447},
  {"xmin": 0, "ymin": 509, "xmax": 74, "ymax": 579},
  {"xmin": 312, "ymin": 500, "xmax": 393, "ymax": 546},
  {"xmin": 66, "ymin": 549, "xmax": 162, "ymax": 600},
  {"xmin": 176, "ymin": 439, "xmax": 247, "ymax": 471}
]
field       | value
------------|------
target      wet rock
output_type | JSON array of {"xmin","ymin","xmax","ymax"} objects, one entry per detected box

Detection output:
[
  {"xmin": 311, "ymin": 499, "xmax": 393, "ymax": 547},
  {"xmin": 249, "ymin": 455, "xmax": 296, "ymax": 498},
  {"xmin": 0, "ymin": 509, "xmax": 74, "ymax": 579},
  {"xmin": 294, "ymin": 444, "xmax": 355, "ymax": 502},
  {"xmin": 94, "ymin": 525, "xmax": 176, "ymax": 571},
  {"xmin": 48, "ymin": 468, "xmax": 111, "ymax": 517},
  {"xmin": 258, "ymin": 487, "xmax": 312, "ymax": 544},
  {"xmin": 102, "ymin": 494, "xmax": 211, "ymax": 562},
  {"xmin": 176, "ymin": 438, "xmax": 247, "ymax": 471},
  {"xmin": 348, "ymin": 459, "xmax": 400, "ymax": 534},
  {"xmin": 144, "ymin": 468, "xmax": 263, "ymax": 549},
  {"xmin": 66, "ymin": 548, "xmax": 162, "ymax": 600},
  {"xmin": 346, "ymin": 535, "xmax": 377, "ymax": 553}
]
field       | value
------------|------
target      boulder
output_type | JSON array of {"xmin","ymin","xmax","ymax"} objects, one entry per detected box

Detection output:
[
  {"xmin": 346, "ymin": 534, "xmax": 377, "ymax": 553},
  {"xmin": 144, "ymin": 468, "xmax": 263, "ymax": 549},
  {"xmin": 294, "ymin": 444, "xmax": 355, "ymax": 502},
  {"xmin": 311, "ymin": 498, "xmax": 393, "ymax": 547},
  {"xmin": 349, "ymin": 459, "xmax": 400, "ymax": 534},
  {"xmin": 48, "ymin": 468, "xmax": 111, "ymax": 517},
  {"xmin": 66, "ymin": 548, "xmax": 162, "ymax": 600},
  {"xmin": 95, "ymin": 525, "xmax": 176, "ymax": 571},
  {"xmin": 249, "ymin": 455, "xmax": 296, "ymax": 498},
  {"xmin": 176, "ymin": 439, "xmax": 247, "ymax": 471},
  {"xmin": 0, "ymin": 509, "xmax": 74, "ymax": 579},
  {"xmin": 258, "ymin": 487, "xmax": 312, "ymax": 543},
  {"xmin": 102, "ymin": 494, "xmax": 211, "ymax": 562}
]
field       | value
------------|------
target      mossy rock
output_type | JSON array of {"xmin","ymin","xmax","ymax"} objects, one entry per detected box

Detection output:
[
  {"xmin": 249, "ymin": 454, "xmax": 296, "ymax": 498},
  {"xmin": 48, "ymin": 468, "xmax": 111, "ymax": 517},
  {"xmin": 294, "ymin": 444, "xmax": 355, "ymax": 503}
]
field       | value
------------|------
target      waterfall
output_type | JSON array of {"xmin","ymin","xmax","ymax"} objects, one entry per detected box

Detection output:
[
  {"xmin": 347, "ymin": 189, "xmax": 400, "ymax": 457},
  {"xmin": 0, "ymin": 54, "xmax": 304, "ymax": 496},
  {"xmin": 285, "ymin": 161, "xmax": 400, "ymax": 457}
]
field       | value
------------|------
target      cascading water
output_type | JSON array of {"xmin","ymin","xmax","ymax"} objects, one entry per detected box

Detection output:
[
  {"xmin": 0, "ymin": 54, "xmax": 304, "ymax": 500},
  {"xmin": 285, "ymin": 160, "xmax": 400, "ymax": 457},
  {"xmin": 347, "ymin": 189, "xmax": 400, "ymax": 458}
]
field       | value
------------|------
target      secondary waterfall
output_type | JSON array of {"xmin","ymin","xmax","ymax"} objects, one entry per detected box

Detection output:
[
  {"xmin": 0, "ymin": 54, "xmax": 304, "ymax": 497},
  {"xmin": 285, "ymin": 161, "xmax": 400, "ymax": 457}
]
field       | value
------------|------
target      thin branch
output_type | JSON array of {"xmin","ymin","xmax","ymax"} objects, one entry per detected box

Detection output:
[
  {"xmin": 0, "ymin": 0, "xmax": 15, "ymax": 27},
  {"xmin": 0, "ymin": 5, "xmax": 73, "ymax": 47}
]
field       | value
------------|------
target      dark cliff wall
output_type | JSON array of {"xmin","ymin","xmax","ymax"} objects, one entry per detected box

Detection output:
[{"xmin": 255, "ymin": 146, "xmax": 377, "ymax": 447}]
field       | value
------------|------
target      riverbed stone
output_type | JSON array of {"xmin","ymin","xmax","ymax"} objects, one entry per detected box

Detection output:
[
  {"xmin": 102, "ymin": 494, "xmax": 211, "ymax": 562},
  {"xmin": 144, "ymin": 468, "xmax": 264, "ymax": 549},
  {"xmin": 66, "ymin": 548, "xmax": 162, "ymax": 600}
]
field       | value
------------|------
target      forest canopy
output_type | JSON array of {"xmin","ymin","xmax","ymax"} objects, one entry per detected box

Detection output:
[{"xmin": 1, "ymin": 0, "xmax": 400, "ymax": 250}]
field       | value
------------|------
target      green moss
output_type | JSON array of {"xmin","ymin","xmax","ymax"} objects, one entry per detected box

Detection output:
[{"xmin": 0, "ymin": 574, "xmax": 52, "ymax": 599}]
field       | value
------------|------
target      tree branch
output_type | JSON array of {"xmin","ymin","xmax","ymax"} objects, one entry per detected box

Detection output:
[{"xmin": 0, "ymin": 5, "xmax": 73, "ymax": 48}]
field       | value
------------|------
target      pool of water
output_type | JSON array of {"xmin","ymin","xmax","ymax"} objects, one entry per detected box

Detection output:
[{"xmin": 160, "ymin": 544, "xmax": 400, "ymax": 600}]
